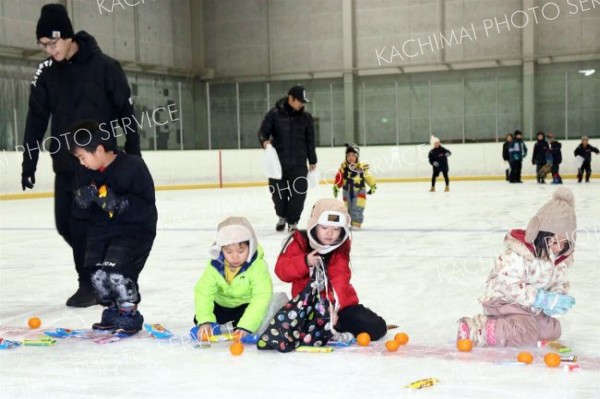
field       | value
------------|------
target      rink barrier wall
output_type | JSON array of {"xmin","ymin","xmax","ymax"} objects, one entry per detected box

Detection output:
[{"xmin": 0, "ymin": 140, "xmax": 588, "ymax": 200}]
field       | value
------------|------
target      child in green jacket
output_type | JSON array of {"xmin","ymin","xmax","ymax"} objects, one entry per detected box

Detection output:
[{"xmin": 193, "ymin": 217, "xmax": 273, "ymax": 341}]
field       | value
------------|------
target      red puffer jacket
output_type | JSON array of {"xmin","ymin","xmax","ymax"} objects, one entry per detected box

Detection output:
[{"xmin": 274, "ymin": 231, "xmax": 359, "ymax": 310}]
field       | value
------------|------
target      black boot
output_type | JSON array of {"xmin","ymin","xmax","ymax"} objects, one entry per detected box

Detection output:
[
  {"xmin": 66, "ymin": 285, "xmax": 98, "ymax": 307},
  {"xmin": 92, "ymin": 305, "xmax": 118, "ymax": 331}
]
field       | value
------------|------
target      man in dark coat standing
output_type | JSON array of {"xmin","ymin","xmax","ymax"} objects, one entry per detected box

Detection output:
[
  {"xmin": 20, "ymin": 4, "xmax": 141, "ymax": 307},
  {"xmin": 258, "ymin": 85, "xmax": 317, "ymax": 232}
]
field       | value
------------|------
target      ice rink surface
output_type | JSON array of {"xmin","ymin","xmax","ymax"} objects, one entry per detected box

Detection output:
[{"xmin": 1, "ymin": 181, "xmax": 599, "ymax": 399}]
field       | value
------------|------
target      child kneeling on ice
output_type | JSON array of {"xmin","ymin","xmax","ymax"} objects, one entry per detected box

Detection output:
[
  {"xmin": 275, "ymin": 198, "xmax": 387, "ymax": 341},
  {"xmin": 193, "ymin": 217, "xmax": 274, "ymax": 341},
  {"xmin": 458, "ymin": 187, "xmax": 577, "ymax": 347}
]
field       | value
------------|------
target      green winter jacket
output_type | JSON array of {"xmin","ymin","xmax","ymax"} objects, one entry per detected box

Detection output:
[{"xmin": 194, "ymin": 246, "xmax": 273, "ymax": 333}]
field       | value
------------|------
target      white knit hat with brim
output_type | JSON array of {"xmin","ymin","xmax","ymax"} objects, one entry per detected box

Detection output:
[
  {"xmin": 209, "ymin": 216, "xmax": 257, "ymax": 263},
  {"xmin": 307, "ymin": 198, "xmax": 351, "ymax": 254},
  {"xmin": 525, "ymin": 187, "xmax": 577, "ymax": 245},
  {"xmin": 430, "ymin": 135, "xmax": 441, "ymax": 147}
]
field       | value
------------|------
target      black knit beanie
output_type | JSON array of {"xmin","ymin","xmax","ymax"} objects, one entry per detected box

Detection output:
[{"xmin": 36, "ymin": 4, "xmax": 74, "ymax": 40}]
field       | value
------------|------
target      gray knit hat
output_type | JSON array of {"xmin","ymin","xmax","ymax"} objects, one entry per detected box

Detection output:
[{"xmin": 525, "ymin": 187, "xmax": 577, "ymax": 244}]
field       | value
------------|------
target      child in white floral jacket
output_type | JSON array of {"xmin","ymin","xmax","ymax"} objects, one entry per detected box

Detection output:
[{"xmin": 458, "ymin": 187, "xmax": 577, "ymax": 347}]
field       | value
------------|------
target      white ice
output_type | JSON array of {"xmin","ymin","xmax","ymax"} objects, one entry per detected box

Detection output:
[{"xmin": 1, "ymin": 181, "xmax": 599, "ymax": 399}]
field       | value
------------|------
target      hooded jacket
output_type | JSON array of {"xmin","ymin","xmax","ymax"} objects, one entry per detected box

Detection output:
[
  {"xmin": 480, "ymin": 229, "xmax": 573, "ymax": 311},
  {"xmin": 509, "ymin": 138, "xmax": 527, "ymax": 162},
  {"xmin": 22, "ymin": 31, "xmax": 140, "ymax": 174},
  {"xmin": 194, "ymin": 246, "xmax": 273, "ymax": 333},
  {"xmin": 550, "ymin": 141, "xmax": 562, "ymax": 165},
  {"xmin": 275, "ymin": 231, "xmax": 358, "ymax": 311},
  {"xmin": 574, "ymin": 143, "xmax": 599, "ymax": 163},
  {"xmin": 257, "ymin": 98, "xmax": 317, "ymax": 167},
  {"xmin": 428, "ymin": 146, "xmax": 451, "ymax": 171},
  {"xmin": 532, "ymin": 133, "xmax": 550, "ymax": 165}
]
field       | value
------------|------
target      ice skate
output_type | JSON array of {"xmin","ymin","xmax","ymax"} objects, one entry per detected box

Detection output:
[
  {"xmin": 92, "ymin": 305, "xmax": 118, "ymax": 331},
  {"xmin": 429, "ymin": 186, "xmax": 435, "ymax": 192},
  {"xmin": 288, "ymin": 223, "xmax": 298, "ymax": 232},
  {"xmin": 113, "ymin": 304, "xmax": 144, "ymax": 336},
  {"xmin": 275, "ymin": 217, "xmax": 286, "ymax": 232},
  {"xmin": 444, "ymin": 186, "xmax": 450, "ymax": 192}
]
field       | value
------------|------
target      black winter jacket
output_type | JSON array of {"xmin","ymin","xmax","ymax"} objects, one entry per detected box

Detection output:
[
  {"xmin": 532, "ymin": 135, "xmax": 550, "ymax": 165},
  {"xmin": 22, "ymin": 31, "xmax": 140, "ymax": 174},
  {"xmin": 550, "ymin": 141, "xmax": 562, "ymax": 165},
  {"xmin": 76, "ymin": 153, "xmax": 157, "ymax": 238},
  {"xmin": 428, "ymin": 146, "xmax": 451, "ymax": 171},
  {"xmin": 502, "ymin": 141, "xmax": 511, "ymax": 161},
  {"xmin": 574, "ymin": 144, "xmax": 600, "ymax": 163},
  {"xmin": 257, "ymin": 98, "xmax": 317, "ymax": 167}
]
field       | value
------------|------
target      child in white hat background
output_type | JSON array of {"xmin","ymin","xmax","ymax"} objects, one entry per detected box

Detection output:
[
  {"xmin": 275, "ymin": 198, "xmax": 387, "ymax": 341},
  {"xmin": 457, "ymin": 187, "xmax": 577, "ymax": 347},
  {"xmin": 193, "ymin": 217, "xmax": 273, "ymax": 341},
  {"xmin": 428, "ymin": 135, "xmax": 452, "ymax": 192}
]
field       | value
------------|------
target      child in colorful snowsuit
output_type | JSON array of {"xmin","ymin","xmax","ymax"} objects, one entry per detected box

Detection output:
[
  {"xmin": 532, "ymin": 131, "xmax": 551, "ymax": 184},
  {"xmin": 333, "ymin": 144, "xmax": 376, "ymax": 229},
  {"xmin": 547, "ymin": 134, "xmax": 563, "ymax": 184},
  {"xmin": 457, "ymin": 187, "xmax": 577, "ymax": 347},
  {"xmin": 509, "ymin": 130, "xmax": 527, "ymax": 183},
  {"xmin": 193, "ymin": 217, "xmax": 273, "ymax": 341},
  {"xmin": 274, "ymin": 198, "xmax": 387, "ymax": 341},
  {"xmin": 428, "ymin": 136, "xmax": 452, "ymax": 192},
  {"xmin": 574, "ymin": 136, "xmax": 599, "ymax": 183},
  {"xmin": 69, "ymin": 121, "xmax": 157, "ymax": 335},
  {"xmin": 502, "ymin": 133, "xmax": 513, "ymax": 181}
]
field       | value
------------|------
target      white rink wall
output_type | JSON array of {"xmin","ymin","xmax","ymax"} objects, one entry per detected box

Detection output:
[{"xmin": 0, "ymin": 139, "xmax": 590, "ymax": 195}]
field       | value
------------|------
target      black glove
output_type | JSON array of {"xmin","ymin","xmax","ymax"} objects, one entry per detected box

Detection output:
[
  {"xmin": 95, "ymin": 185, "xmax": 129, "ymax": 215},
  {"xmin": 21, "ymin": 170, "xmax": 36, "ymax": 191},
  {"xmin": 74, "ymin": 185, "xmax": 98, "ymax": 209}
]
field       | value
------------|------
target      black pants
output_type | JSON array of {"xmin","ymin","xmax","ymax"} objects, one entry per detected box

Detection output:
[
  {"xmin": 509, "ymin": 161, "xmax": 522, "ymax": 182},
  {"xmin": 84, "ymin": 231, "xmax": 154, "ymax": 306},
  {"xmin": 431, "ymin": 167, "xmax": 449, "ymax": 187},
  {"xmin": 335, "ymin": 304, "xmax": 387, "ymax": 341},
  {"xmin": 54, "ymin": 172, "xmax": 89, "ymax": 288},
  {"xmin": 578, "ymin": 161, "xmax": 591, "ymax": 182},
  {"xmin": 268, "ymin": 165, "xmax": 308, "ymax": 224},
  {"xmin": 551, "ymin": 163, "xmax": 561, "ymax": 181},
  {"xmin": 193, "ymin": 303, "xmax": 249, "ymax": 328}
]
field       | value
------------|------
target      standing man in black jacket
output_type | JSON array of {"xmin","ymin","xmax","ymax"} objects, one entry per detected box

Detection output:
[
  {"xmin": 20, "ymin": 4, "xmax": 141, "ymax": 307},
  {"xmin": 258, "ymin": 85, "xmax": 317, "ymax": 232}
]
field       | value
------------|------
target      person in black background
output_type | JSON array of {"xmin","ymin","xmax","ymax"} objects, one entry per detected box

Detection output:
[
  {"xmin": 69, "ymin": 121, "xmax": 156, "ymax": 335},
  {"xmin": 428, "ymin": 136, "xmax": 452, "ymax": 192},
  {"xmin": 258, "ymin": 85, "xmax": 317, "ymax": 232},
  {"xmin": 21, "ymin": 4, "xmax": 141, "ymax": 307},
  {"xmin": 509, "ymin": 130, "xmax": 527, "ymax": 183},
  {"xmin": 547, "ymin": 134, "xmax": 563, "ymax": 184},
  {"xmin": 532, "ymin": 131, "xmax": 550, "ymax": 184},
  {"xmin": 574, "ymin": 136, "xmax": 600, "ymax": 183},
  {"xmin": 502, "ymin": 133, "xmax": 513, "ymax": 181}
]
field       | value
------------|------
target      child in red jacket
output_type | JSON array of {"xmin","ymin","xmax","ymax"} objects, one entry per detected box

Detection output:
[{"xmin": 274, "ymin": 198, "xmax": 387, "ymax": 341}]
